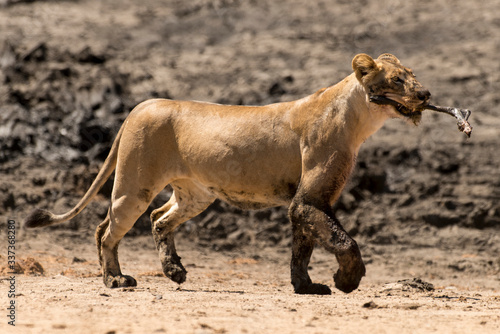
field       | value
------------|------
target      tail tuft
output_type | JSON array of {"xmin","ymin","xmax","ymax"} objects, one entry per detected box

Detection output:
[{"xmin": 24, "ymin": 209, "xmax": 56, "ymax": 228}]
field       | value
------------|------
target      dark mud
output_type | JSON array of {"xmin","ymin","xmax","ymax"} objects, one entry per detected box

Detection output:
[{"xmin": 1, "ymin": 0, "xmax": 499, "ymax": 261}]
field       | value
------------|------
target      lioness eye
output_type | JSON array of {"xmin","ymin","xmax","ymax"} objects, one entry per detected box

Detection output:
[{"xmin": 392, "ymin": 77, "xmax": 404, "ymax": 84}]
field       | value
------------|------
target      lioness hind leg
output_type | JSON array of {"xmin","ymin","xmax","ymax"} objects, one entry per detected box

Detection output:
[
  {"xmin": 95, "ymin": 210, "xmax": 110, "ymax": 267},
  {"xmin": 100, "ymin": 194, "xmax": 153, "ymax": 288},
  {"xmin": 151, "ymin": 181, "xmax": 215, "ymax": 285}
]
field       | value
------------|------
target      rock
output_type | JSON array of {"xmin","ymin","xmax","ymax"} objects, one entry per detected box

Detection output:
[
  {"xmin": 421, "ymin": 212, "xmax": 461, "ymax": 228},
  {"xmin": 21, "ymin": 42, "xmax": 47, "ymax": 62},
  {"xmin": 0, "ymin": 41, "xmax": 16, "ymax": 68},
  {"xmin": 397, "ymin": 278, "xmax": 434, "ymax": 291},
  {"xmin": 362, "ymin": 301, "xmax": 380, "ymax": 309},
  {"xmin": 269, "ymin": 82, "xmax": 286, "ymax": 96},
  {"xmin": 382, "ymin": 278, "xmax": 434, "ymax": 292},
  {"xmin": 2, "ymin": 192, "xmax": 16, "ymax": 210},
  {"xmin": 76, "ymin": 46, "xmax": 106, "ymax": 64}
]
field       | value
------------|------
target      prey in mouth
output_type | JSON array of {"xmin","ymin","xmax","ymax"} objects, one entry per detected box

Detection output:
[
  {"xmin": 369, "ymin": 94, "xmax": 428, "ymax": 124},
  {"xmin": 369, "ymin": 92, "xmax": 473, "ymax": 137}
]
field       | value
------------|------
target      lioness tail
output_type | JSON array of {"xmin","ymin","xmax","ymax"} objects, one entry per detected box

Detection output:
[{"xmin": 24, "ymin": 125, "xmax": 124, "ymax": 229}]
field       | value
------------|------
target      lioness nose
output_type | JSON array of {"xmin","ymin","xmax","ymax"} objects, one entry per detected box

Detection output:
[{"xmin": 417, "ymin": 89, "xmax": 431, "ymax": 101}]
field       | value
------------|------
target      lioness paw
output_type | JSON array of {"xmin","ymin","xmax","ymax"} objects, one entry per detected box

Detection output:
[{"xmin": 104, "ymin": 275, "xmax": 137, "ymax": 288}]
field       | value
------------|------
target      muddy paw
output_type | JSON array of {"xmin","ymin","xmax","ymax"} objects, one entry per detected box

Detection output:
[
  {"xmin": 294, "ymin": 283, "xmax": 332, "ymax": 295},
  {"xmin": 162, "ymin": 259, "xmax": 187, "ymax": 284},
  {"xmin": 333, "ymin": 263, "xmax": 365, "ymax": 293},
  {"xmin": 104, "ymin": 274, "xmax": 137, "ymax": 288}
]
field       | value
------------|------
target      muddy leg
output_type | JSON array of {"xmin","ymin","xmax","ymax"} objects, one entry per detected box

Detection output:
[
  {"xmin": 152, "ymin": 228, "xmax": 186, "ymax": 284},
  {"xmin": 289, "ymin": 200, "xmax": 365, "ymax": 293},
  {"xmin": 315, "ymin": 215, "xmax": 365, "ymax": 293},
  {"xmin": 290, "ymin": 223, "xmax": 332, "ymax": 295},
  {"xmin": 151, "ymin": 182, "xmax": 215, "ymax": 285},
  {"xmin": 151, "ymin": 196, "xmax": 187, "ymax": 284}
]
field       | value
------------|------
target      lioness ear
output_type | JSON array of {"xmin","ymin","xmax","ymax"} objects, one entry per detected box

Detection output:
[
  {"xmin": 352, "ymin": 54, "xmax": 378, "ymax": 82},
  {"xmin": 377, "ymin": 53, "xmax": 400, "ymax": 64}
]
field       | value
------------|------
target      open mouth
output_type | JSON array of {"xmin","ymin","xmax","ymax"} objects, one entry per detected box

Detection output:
[{"xmin": 369, "ymin": 95, "xmax": 422, "ymax": 116}]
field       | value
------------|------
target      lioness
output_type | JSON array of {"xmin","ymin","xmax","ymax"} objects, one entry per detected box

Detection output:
[{"xmin": 25, "ymin": 53, "xmax": 430, "ymax": 294}]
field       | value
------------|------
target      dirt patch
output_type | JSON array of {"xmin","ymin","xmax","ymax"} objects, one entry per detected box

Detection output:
[
  {"xmin": 0, "ymin": 256, "xmax": 44, "ymax": 275},
  {"xmin": 1, "ymin": 0, "xmax": 500, "ymax": 333},
  {"xmin": 5, "ymin": 234, "xmax": 500, "ymax": 333}
]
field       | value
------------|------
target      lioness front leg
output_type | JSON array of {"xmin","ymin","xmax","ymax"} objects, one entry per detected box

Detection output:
[
  {"xmin": 289, "ymin": 199, "xmax": 365, "ymax": 293},
  {"xmin": 289, "ymin": 146, "xmax": 365, "ymax": 293},
  {"xmin": 289, "ymin": 219, "xmax": 332, "ymax": 295},
  {"xmin": 317, "ymin": 212, "xmax": 365, "ymax": 293}
]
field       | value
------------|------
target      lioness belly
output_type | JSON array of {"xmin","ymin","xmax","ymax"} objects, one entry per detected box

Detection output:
[
  {"xmin": 204, "ymin": 178, "xmax": 299, "ymax": 210},
  {"xmin": 187, "ymin": 149, "xmax": 301, "ymax": 209}
]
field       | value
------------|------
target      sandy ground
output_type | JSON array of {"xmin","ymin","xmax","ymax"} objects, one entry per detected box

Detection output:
[
  {"xmin": 0, "ymin": 231, "xmax": 499, "ymax": 334},
  {"xmin": 1, "ymin": 0, "xmax": 500, "ymax": 333}
]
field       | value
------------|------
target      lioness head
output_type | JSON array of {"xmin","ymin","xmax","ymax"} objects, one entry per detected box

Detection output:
[{"xmin": 352, "ymin": 53, "xmax": 430, "ymax": 124}]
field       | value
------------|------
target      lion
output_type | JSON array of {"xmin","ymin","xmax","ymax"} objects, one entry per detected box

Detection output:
[{"xmin": 24, "ymin": 53, "xmax": 431, "ymax": 294}]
